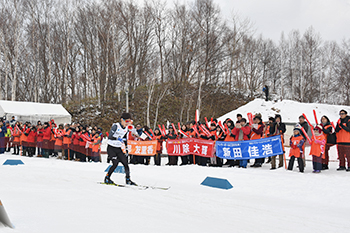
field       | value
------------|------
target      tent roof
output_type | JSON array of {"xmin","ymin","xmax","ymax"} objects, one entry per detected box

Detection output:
[
  {"xmin": 0, "ymin": 100, "xmax": 71, "ymax": 117},
  {"xmin": 217, "ymin": 98, "xmax": 350, "ymax": 125}
]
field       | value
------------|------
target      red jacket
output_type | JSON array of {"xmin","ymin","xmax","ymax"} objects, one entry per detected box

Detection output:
[
  {"xmin": 79, "ymin": 132, "xmax": 90, "ymax": 147},
  {"xmin": 26, "ymin": 129, "xmax": 37, "ymax": 143},
  {"xmin": 232, "ymin": 125, "xmax": 251, "ymax": 141},
  {"xmin": 42, "ymin": 126, "xmax": 51, "ymax": 140},
  {"xmin": 37, "ymin": 128, "xmax": 44, "ymax": 142},
  {"xmin": 72, "ymin": 132, "xmax": 81, "ymax": 145}
]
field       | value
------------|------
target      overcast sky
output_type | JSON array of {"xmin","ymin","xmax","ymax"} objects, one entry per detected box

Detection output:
[{"xmin": 175, "ymin": 0, "xmax": 350, "ymax": 43}]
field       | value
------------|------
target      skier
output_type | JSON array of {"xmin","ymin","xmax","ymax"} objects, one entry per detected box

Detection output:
[{"xmin": 104, "ymin": 112, "xmax": 138, "ymax": 185}]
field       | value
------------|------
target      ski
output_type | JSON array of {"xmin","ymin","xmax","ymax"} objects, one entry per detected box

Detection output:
[
  {"xmin": 137, "ymin": 185, "xmax": 170, "ymax": 190},
  {"xmin": 99, "ymin": 182, "xmax": 170, "ymax": 190},
  {"xmin": 98, "ymin": 182, "xmax": 148, "ymax": 190}
]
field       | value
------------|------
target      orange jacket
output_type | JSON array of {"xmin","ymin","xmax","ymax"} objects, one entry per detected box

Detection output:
[
  {"xmin": 54, "ymin": 129, "xmax": 63, "ymax": 146},
  {"xmin": 250, "ymin": 123, "xmax": 264, "ymax": 140},
  {"xmin": 12, "ymin": 126, "xmax": 22, "ymax": 143},
  {"xmin": 289, "ymin": 135, "xmax": 305, "ymax": 158},
  {"xmin": 20, "ymin": 126, "xmax": 27, "ymax": 142},
  {"xmin": 310, "ymin": 134, "xmax": 326, "ymax": 158},
  {"xmin": 92, "ymin": 134, "xmax": 101, "ymax": 152},
  {"xmin": 154, "ymin": 135, "xmax": 164, "ymax": 153},
  {"xmin": 335, "ymin": 117, "xmax": 350, "ymax": 144},
  {"xmin": 263, "ymin": 125, "xmax": 270, "ymax": 138},
  {"xmin": 63, "ymin": 129, "xmax": 72, "ymax": 145}
]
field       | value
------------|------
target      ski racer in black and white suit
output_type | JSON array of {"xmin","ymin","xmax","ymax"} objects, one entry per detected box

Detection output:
[{"xmin": 104, "ymin": 113, "xmax": 138, "ymax": 185}]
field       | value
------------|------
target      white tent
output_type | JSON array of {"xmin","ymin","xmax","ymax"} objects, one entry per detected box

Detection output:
[
  {"xmin": 217, "ymin": 98, "xmax": 350, "ymax": 144},
  {"xmin": 0, "ymin": 100, "xmax": 71, "ymax": 125}
]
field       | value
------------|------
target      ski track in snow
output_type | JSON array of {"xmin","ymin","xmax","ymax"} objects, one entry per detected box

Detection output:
[{"xmin": 1, "ymin": 150, "xmax": 350, "ymax": 233}]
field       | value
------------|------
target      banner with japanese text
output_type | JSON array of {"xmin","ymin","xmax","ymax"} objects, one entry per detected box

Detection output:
[
  {"xmin": 215, "ymin": 135, "xmax": 283, "ymax": 160},
  {"xmin": 167, "ymin": 138, "xmax": 215, "ymax": 157},
  {"xmin": 127, "ymin": 140, "xmax": 157, "ymax": 156}
]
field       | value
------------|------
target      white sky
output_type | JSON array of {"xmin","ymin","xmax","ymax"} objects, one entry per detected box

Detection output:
[{"xmin": 173, "ymin": 0, "xmax": 350, "ymax": 42}]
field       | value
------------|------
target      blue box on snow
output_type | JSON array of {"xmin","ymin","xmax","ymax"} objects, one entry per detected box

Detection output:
[
  {"xmin": 104, "ymin": 165, "xmax": 125, "ymax": 174},
  {"xmin": 3, "ymin": 159, "xmax": 25, "ymax": 166},
  {"xmin": 201, "ymin": 176, "xmax": 233, "ymax": 190}
]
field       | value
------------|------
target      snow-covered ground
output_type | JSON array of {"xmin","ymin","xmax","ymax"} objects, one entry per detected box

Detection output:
[{"xmin": 1, "ymin": 146, "xmax": 349, "ymax": 233}]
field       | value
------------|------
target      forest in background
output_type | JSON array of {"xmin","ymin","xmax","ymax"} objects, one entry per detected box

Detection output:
[{"xmin": 1, "ymin": 0, "xmax": 350, "ymax": 130}]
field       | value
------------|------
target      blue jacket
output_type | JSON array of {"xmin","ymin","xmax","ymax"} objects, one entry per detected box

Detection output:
[{"xmin": 0, "ymin": 125, "xmax": 6, "ymax": 137}]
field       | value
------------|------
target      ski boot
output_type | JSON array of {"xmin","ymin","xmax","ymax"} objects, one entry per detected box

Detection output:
[
  {"xmin": 104, "ymin": 175, "xmax": 114, "ymax": 184},
  {"xmin": 126, "ymin": 177, "xmax": 137, "ymax": 186}
]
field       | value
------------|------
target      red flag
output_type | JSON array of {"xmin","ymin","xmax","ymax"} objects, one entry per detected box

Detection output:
[
  {"xmin": 217, "ymin": 121, "xmax": 225, "ymax": 133},
  {"xmin": 149, "ymin": 129, "xmax": 156, "ymax": 140},
  {"xmin": 313, "ymin": 110, "xmax": 318, "ymax": 125},
  {"xmin": 247, "ymin": 113, "xmax": 253, "ymax": 126},
  {"xmin": 172, "ymin": 123, "xmax": 178, "ymax": 136},
  {"xmin": 302, "ymin": 113, "xmax": 315, "ymax": 139},
  {"xmin": 158, "ymin": 124, "xmax": 165, "ymax": 137},
  {"xmin": 205, "ymin": 117, "xmax": 210, "ymax": 128},
  {"xmin": 300, "ymin": 127, "xmax": 311, "ymax": 144},
  {"xmin": 200, "ymin": 125, "xmax": 211, "ymax": 136}
]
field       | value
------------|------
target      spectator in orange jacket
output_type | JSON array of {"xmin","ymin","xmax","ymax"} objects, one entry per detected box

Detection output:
[
  {"xmin": 287, "ymin": 128, "xmax": 305, "ymax": 172},
  {"xmin": 310, "ymin": 125, "xmax": 326, "ymax": 173},
  {"xmin": 335, "ymin": 109, "xmax": 350, "ymax": 171},
  {"xmin": 12, "ymin": 121, "xmax": 21, "ymax": 155}
]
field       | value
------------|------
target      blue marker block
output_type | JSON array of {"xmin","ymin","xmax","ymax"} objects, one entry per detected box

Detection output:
[
  {"xmin": 201, "ymin": 177, "xmax": 233, "ymax": 190},
  {"xmin": 3, "ymin": 159, "xmax": 24, "ymax": 166},
  {"xmin": 104, "ymin": 165, "xmax": 125, "ymax": 174}
]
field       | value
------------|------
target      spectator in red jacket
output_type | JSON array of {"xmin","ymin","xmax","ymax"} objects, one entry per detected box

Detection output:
[
  {"xmin": 232, "ymin": 118, "xmax": 251, "ymax": 168},
  {"xmin": 25, "ymin": 126, "xmax": 37, "ymax": 157},
  {"xmin": 42, "ymin": 122, "xmax": 52, "ymax": 158}
]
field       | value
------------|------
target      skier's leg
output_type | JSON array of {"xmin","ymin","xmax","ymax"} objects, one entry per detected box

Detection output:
[
  {"xmin": 117, "ymin": 148, "xmax": 130, "ymax": 178},
  {"xmin": 106, "ymin": 146, "xmax": 120, "ymax": 176}
]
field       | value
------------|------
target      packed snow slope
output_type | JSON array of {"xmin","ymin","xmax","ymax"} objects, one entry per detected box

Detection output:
[
  {"xmin": 218, "ymin": 98, "xmax": 350, "ymax": 124},
  {"xmin": 1, "ymin": 151, "xmax": 349, "ymax": 233}
]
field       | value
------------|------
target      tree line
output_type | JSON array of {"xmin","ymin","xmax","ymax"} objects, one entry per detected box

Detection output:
[{"xmin": 1, "ymin": 0, "xmax": 350, "ymax": 129}]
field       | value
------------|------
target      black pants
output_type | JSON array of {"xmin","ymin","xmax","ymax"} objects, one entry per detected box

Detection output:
[
  {"xmin": 80, "ymin": 152, "xmax": 86, "ymax": 162},
  {"xmin": 168, "ymin": 155, "xmax": 178, "ymax": 165},
  {"xmin": 13, "ymin": 145, "xmax": 20, "ymax": 154},
  {"xmin": 181, "ymin": 155, "xmax": 188, "ymax": 165},
  {"xmin": 154, "ymin": 153, "xmax": 161, "ymax": 166},
  {"xmin": 107, "ymin": 145, "xmax": 130, "ymax": 178},
  {"xmin": 288, "ymin": 156, "xmax": 304, "ymax": 172}
]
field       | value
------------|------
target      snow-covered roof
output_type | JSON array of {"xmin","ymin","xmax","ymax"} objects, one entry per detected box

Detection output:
[
  {"xmin": 0, "ymin": 100, "xmax": 71, "ymax": 124},
  {"xmin": 218, "ymin": 98, "xmax": 350, "ymax": 125}
]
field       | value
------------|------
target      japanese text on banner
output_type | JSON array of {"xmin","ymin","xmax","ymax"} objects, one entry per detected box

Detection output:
[
  {"xmin": 215, "ymin": 135, "xmax": 283, "ymax": 160},
  {"xmin": 127, "ymin": 140, "xmax": 157, "ymax": 156},
  {"xmin": 167, "ymin": 138, "xmax": 215, "ymax": 157}
]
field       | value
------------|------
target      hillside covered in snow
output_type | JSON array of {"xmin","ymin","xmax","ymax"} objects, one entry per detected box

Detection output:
[{"xmin": 218, "ymin": 98, "xmax": 349, "ymax": 124}]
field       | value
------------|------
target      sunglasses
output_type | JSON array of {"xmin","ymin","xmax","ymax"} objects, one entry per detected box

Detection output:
[
  {"xmin": 123, "ymin": 119, "xmax": 132, "ymax": 123},
  {"xmin": 340, "ymin": 113, "xmax": 346, "ymax": 115}
]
